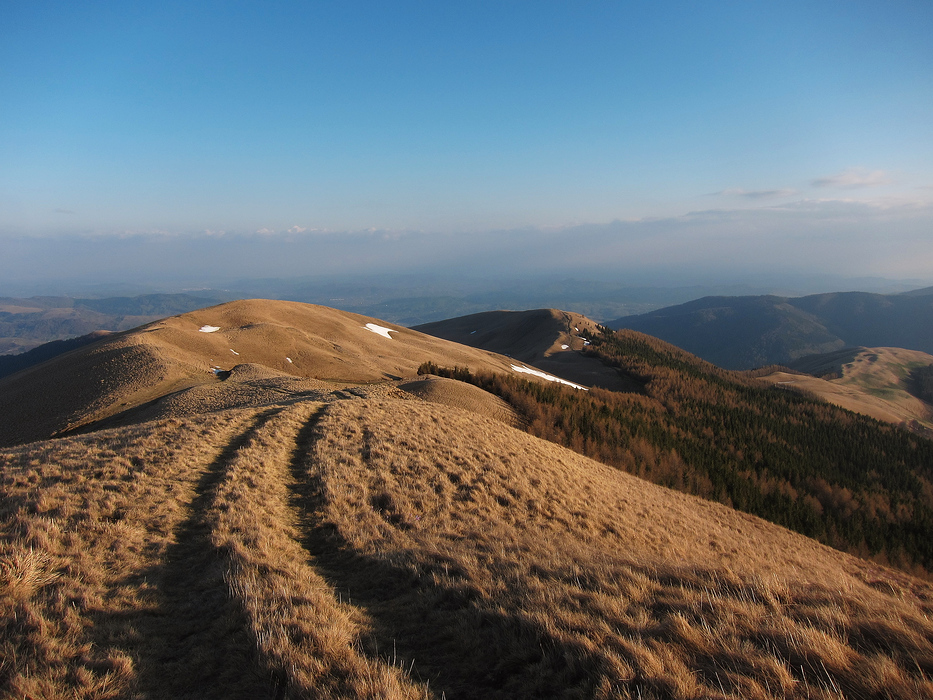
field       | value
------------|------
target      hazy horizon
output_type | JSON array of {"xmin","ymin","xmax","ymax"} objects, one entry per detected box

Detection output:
[{"xmin": 3, "ymin": 2, "xmax": 932, "ymax": 294}]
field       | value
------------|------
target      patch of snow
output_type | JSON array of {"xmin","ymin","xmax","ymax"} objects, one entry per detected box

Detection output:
[
  {"xmin": 286, "ymin": 357, "xmax": 293, "ymax": 363},
  {"xmin": 363, "ymin": 323, "xmax": 397, "ymax": 339},
  {"xmin": 470, "ymin": 330, "xmax": 477, "ymax": 334},
  {"xmin": 230, "ymin": 349, "xmax": 239, "ymax": 355},
  {"xmin": 510, "ymin": 364, "xmax": 587, "ymax": 391},
  {"xmin": 199, "ymin": 325, "xmax": 221, "ymax": 333},
  {"xmin": 561, "ymin": 344, "xmax": 569, "ymax": 350}
]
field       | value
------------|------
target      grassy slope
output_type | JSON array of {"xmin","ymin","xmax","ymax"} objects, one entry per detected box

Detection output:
[
  {"xmin": 0, "ymin": 299, "xmax": 531, "ymax": 448},
  {"xmin": 760, "ymin": 347, "xmax": 933, "ymax": 433},
  {"xmin": 3, "ymin": 392, "xmax": 933, "ymax": 699},
  {"xmin": 423, "ymin": 330, "xmax": 933, "ymax": 577},
  {"xmin": 5, "ymin": 301, "xmax": 933, "ymax": 698},
  {"xmin": 580, "ymin": 331, "xmax": 933, "ymax": 576},
  {"xmin": 415, "ymin": 308, "xmax": 638, "ymax": 392}
]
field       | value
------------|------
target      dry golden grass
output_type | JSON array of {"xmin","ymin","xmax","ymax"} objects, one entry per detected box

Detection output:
[
  {"xmin": 0, "ymin": 409, "xmax": 260, "ymax": 698},
  {"xmin": 209, "ymin": 401, "xmax": 424, "ymax": 699},
  {"xmin": 0, "ymin": 299, "xmax": 531, "ymax": 448},
  {"xmin": 306, "ymin": 397, "xmax": 933, "ymax": 699},
  {"xmin": 3, "ymin": 389, "xmax": 933, "ymax": 698},
  {"xmin": 397, "ymin": 375, "xmax": 518, "ymax": 426}
]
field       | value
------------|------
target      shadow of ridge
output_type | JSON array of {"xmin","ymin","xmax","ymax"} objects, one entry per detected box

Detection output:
[
  {"xmin": 87, "ymin": 407, "xmax": 283, "ymax": 700},
  {"xmin": 299, "ymin": 527, "xmax": 612, "ymax": 699},
  {"xmin": 286, "ymin": 445, "xmax": 610, "ymax": 698}
]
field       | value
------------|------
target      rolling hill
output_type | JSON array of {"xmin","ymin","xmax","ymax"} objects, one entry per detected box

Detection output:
[
  {"xmin": 3, "ymin": 300, "xmax": 933, "ymax": 698},
  {"xmin": 0, "ymin": 299, "xmax": 545, "ymax": 449},
  {"xmin": 415, "ymin": 308, "xmax": 640, "ymax": 392},
  {"xmin": 608, "ymin": 288, "xmax": 933, "ymax": 370},
  {"xmin": 759, "ymin": 347, "xmax": 933, "ymax": 435}
]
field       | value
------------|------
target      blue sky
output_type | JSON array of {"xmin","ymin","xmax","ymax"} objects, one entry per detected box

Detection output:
[{"xmin": 2, "ymin": 1, "xmax": 932, "ymax": 291}]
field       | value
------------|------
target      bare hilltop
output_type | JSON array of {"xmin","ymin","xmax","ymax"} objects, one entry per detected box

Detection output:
[{"xmin": 2, "ymin": 300, "xmax": 933, "ymax": 699}]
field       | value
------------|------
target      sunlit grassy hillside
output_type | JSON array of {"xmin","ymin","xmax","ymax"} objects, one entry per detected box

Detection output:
[
  {"xmin": 3, "ymin": 390, "xmax": 933, "ymax": 699},
  {"xmin": 5, "ymin": 300, "xmax": 933, "ymax": 698},
  {"xmin": 760, "ymin": 346, "xmax": 933, "ymax": 434},
  {"xmin": 0, "ymin": 299, "xmax": 528, "ymax": 448}
]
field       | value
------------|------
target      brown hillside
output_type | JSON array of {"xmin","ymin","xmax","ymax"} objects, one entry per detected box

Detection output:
[
  {"xmin": 3, "ymin": 393, "xmax": 932, "ymax": 698},
  {"xmin": 0, "ymin": 300, "xmax": 549, "ymax": 448},
  {"xmin": 760, "ymin": 346, "xmax": 933, "ymax": 433},
  {"xmin": 415, "ymin": 308, "xmax": 636, "ymax": 391},
  {"xmin": 396, "ymin": 375, "xmax": 518, "ymax": 426}
]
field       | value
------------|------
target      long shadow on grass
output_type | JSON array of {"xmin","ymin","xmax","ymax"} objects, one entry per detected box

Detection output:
[
  {"xmin": 287, "ymin": 417, "xmax": 612, "ymax": 700},
  {"xmin": 91, "ymin": 408, "xmax": 283, "ymax": 700}
]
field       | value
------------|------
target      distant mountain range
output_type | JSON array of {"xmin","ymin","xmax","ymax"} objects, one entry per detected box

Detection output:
[
  {"xmin": 608, "ymin": 287, "xmax": 933, "ymax": 370},
  {"xmin": 0, "ymin": 330, "xmax": 114, "ymax": 380},
  {"xmin": 0, "ymin": 293, "xmax": 226, "ymax": 354}
]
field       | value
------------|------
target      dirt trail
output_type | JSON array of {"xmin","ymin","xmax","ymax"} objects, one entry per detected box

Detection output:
[
  {"xmin": 208, "ymin": 400, "xmax": 423, "ymax": 699},
  {"xmin": 5, "ymin": 390, "xmax": 933, "ymax": 698},
  {"xmin": 102, "ymin": 408, "xmax": 283, "ymax": 699}
]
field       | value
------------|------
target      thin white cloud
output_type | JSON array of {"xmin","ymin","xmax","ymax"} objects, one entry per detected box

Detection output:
[
  {"xmin": 715, "ymin": 188, "xmax": 798, "ymax": 199},
  {"xmin": 287, "ymin": 225, "xmax": 307, "ymax": 234},
  {"xmin": 812, "ymin": 167, "xmax": 890, "ymax": 189},
  {"xmin": 255, "ymin": 227, "xmax": 275, "ymax": 235}
]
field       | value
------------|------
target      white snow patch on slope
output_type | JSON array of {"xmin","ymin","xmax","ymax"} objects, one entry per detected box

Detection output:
[
  {"xmin": 230, "ymin": 349, "xmax": 239, "ymax": 356},
  {"xmin": 363, "ymin": 323, "xmax": 397, "ymax": 339},
  {"xmin": 199, "ymin": 325, "xmax": 221, "ymax": 333},
  {"xmin": 561, "ymin": 344, "xmax": 569, "ymax": 350},
  {"xmin": 511, "ymin": 364, "xmax": 587, "ymax": 390},
  {"xmin": 286, "ymin": 357, "xmax": 293, "ymax": 363}
]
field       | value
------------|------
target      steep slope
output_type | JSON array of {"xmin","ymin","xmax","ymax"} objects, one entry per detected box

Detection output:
[
  {"xmin": 415, "ymin": 308, "xmax": 637, "ymax": 391},
  {"xmin": 421, "ymin": 327, "xmax": 933, "ymax": 576},
  {"xmin": 609, "ymin": 288, "xmax": 933, "ymax": 369},
  {"xmin": 0, "ymin": 300, "xmax": 540, "ymax": 448},
  {"xmin": 3, "ymin": 393, "xmax": 932, "ymax": 699}
]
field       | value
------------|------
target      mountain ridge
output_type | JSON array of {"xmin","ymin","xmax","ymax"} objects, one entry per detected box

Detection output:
[
  {"xmin": 609, "ymin": 288, "xmax": 933, "ymax": 369},
  {"xmin": 0, "ymin": 300, "xmax": 567, "ymax": 448},
  {"xmin": 415, "ymin": 308, "xmax": 639, "ymax": 392}
]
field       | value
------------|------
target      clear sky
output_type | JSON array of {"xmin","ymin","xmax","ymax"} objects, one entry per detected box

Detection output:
[{"xmin": 2, "ymin": 1, "xmax": 932, "ymax": 292}]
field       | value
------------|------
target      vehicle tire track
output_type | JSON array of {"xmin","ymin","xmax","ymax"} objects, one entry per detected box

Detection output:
[
  {"xmin": 210, "ymin": 400, "xmax": 423, "ymax": 700},
  {"xmin": 129, "ymin": 405, "xmax": 285, "ymax": 699}
]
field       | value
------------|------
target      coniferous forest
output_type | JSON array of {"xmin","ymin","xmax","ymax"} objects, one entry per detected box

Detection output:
[
  {"xmin": 910, "ymin": 364, "xmax": 933, "ymax": 404},
  {"xmin": 420, "ymin": 327, "xmax": 933, "ymax": 578}
]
